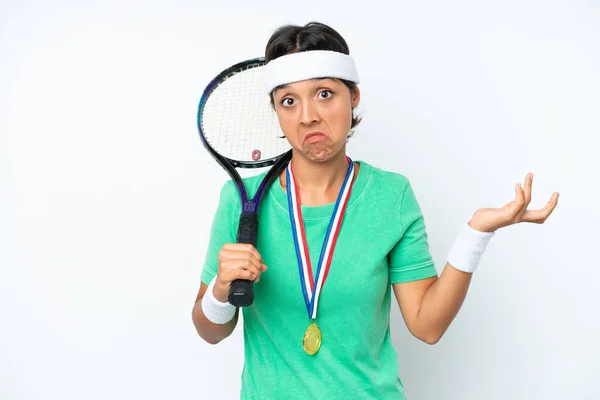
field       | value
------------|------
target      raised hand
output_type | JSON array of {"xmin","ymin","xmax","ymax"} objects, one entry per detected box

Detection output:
[{"xmin": 468, "ymin": 173, "xmax": 560, "ymax": 233}]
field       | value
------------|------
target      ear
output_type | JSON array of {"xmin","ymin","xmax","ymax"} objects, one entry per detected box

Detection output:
[{"xmin": 351, "ymin": 85, "xmax": 361, "ymax": 108}]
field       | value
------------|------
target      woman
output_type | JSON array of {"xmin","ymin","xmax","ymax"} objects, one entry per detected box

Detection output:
[{"xmin": 192, "ymin": 21, "xmax": 559, "ymax": 400}]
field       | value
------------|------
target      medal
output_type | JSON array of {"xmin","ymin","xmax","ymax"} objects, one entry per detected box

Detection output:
[
  {"xmin": 286, "ymin": 157, "xmax": 355, "ymax": 355},
  {"xmin": 302, "ymin": 323, "xmax": 322, "ymax": 355}
]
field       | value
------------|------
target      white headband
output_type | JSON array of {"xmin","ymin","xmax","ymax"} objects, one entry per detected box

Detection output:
[{"xmin": 263, "ymin": 50, "xmax": 360, "ymax": 94}]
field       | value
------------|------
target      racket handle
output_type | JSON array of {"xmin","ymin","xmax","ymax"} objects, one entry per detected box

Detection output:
[
  {"xmin": 229, "ymin": 212, "xmax": 258, "ymax": 307},
  {"xmin": 236, "ymin": 212, "xmax": 258, "ymax": 246}
]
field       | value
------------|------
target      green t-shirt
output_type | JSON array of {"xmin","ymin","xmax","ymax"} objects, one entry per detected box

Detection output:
[{"xmin": 201, "ymin": 160, "xmax": 438, "ymax": 400}]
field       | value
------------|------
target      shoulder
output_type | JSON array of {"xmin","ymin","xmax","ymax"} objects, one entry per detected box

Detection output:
[
  {"xmin": 217, "ymin": 179, "xmax": 238, "ymax": 201},
  {"xmin": 218, "ymin": 170, "xmax": 269, "ymax": 201},
  {"xmin": 359, "ymin": 161, "xmax": 412, "ymax": 197},
  {"xmin": 358, "ymin": 161, "xmax": 427, "ymax": 233},
  {"xmin": 358, "ymin": 161, "xmax": 423, "ymax": 218},
  {"xmin": 242, "ymin": 170, "xmax": 270, "ymax": 199}
]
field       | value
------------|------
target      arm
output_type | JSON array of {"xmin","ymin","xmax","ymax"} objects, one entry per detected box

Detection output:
[
  {"xmin": 192, "ymin": 243, "xmax": 266, "ymax": 345},
  {"xmin": 192, "ymin": 181, "xmax": 244, "ymax": 345},
  {"xmin": 392, "ymin": 263, "xmax": 472, "ymax": 345},
  {"xmin": 394, "ymin": 172, "xmax": 559, "ymax": 344},
  {"xmin": 191, "ymin": 281, "xmax": 240, "ymax": 345}
]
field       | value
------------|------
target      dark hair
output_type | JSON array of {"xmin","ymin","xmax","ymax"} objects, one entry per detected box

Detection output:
[{"xmin": 264, "ymin": 21, "xmax": 362, "ymax": 135}]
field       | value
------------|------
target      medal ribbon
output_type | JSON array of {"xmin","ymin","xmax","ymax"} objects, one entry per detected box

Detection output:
[{"xmin": 286, "ymin": 157, "xmax": 355, "ymax": 319}]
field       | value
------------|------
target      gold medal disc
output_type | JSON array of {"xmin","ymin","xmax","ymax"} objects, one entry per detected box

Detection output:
[{"xmin": 303, "ymin": 323, "xmax": 322, "ymax": 355}]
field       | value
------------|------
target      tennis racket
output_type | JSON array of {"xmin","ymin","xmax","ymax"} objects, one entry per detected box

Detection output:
[{"xmin": 197, "ymin": 57, "xmax": 292, "ymax": 307}]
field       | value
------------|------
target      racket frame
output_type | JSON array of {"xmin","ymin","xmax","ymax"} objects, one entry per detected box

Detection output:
[{"xmin": 197, "ymin": 57, "xmax": 292, "ymax": 306}]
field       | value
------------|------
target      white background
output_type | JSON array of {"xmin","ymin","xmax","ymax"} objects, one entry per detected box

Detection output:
[{"xmin": 1, "ymin": 1, "xmax": 599, "ymax": 399}]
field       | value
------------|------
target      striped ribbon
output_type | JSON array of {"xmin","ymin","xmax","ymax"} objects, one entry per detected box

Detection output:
[{"xmin": 286, "ymin": 157, "xmax": 355, "ymax": 319}]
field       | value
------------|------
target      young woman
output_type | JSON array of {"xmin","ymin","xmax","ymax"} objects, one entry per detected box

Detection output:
[{"xmin": 192, "ymin": 21, "xmax": 559, "ymax": 400}]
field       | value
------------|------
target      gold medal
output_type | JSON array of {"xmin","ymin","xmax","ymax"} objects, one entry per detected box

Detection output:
[{"xmin": 303, "ymin": 323, "xmax": 322, "ymax": 355}]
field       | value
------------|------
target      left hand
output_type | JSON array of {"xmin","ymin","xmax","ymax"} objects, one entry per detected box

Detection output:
[{"xmin": 468, "ymin": 173, "xmax": 560, "ymax": 233}]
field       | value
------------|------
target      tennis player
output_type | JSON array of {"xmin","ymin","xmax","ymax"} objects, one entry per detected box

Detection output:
[{"xmin": 192, "ymin": 21, "xmax": 559, "ymax": 400}]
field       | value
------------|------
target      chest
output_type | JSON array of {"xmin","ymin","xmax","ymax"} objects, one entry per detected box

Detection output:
[{"xmin": 253, "ymin": 201, "xmax": 399, "ymax": 315}]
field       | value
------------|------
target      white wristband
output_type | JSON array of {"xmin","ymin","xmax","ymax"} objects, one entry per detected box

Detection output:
[
  {"xmin": 201, "ymin": 276, "xmax": 236, "ymax": 324},
  {"xmin": 446, "ymin": 222, "xmax": 495, "ymax": 273}
]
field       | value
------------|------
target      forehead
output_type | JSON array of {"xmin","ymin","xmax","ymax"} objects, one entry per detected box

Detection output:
[{"xmin": 273, "ymin": 78, "xmax": 341, "ymax": 94}]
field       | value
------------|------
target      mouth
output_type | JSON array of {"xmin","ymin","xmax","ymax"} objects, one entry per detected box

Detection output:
[{"xmin": 304, "ymin": 131, "xmax": 328, "ymax": 144}]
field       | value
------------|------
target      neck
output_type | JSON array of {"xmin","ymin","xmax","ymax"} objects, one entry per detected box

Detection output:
[{"xmin": 280, "ymin": 149, "xmax": 357, "ymax": 207}]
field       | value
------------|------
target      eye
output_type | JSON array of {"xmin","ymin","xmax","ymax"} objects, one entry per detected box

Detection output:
[
  {"xmin": 318, "ymin": 90, "xmax": 334, "ymax": 99},
  {"xmin": 281, "ymin": 97, "xmax": 295, "ymax": 107}
]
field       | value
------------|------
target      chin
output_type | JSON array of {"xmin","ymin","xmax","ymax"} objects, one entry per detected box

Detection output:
[{"xmin": 302, "ymin": 146, "xmax": 344, "ymax": 163}]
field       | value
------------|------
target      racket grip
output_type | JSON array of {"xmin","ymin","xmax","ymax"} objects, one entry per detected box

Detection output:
[
  {"xmin": 236, "ymin": 212, "xmax": 258, "ymax": 246},
  {"xmin": 229, "ymin": 212, "xmax": 259, "ymax": 307}
]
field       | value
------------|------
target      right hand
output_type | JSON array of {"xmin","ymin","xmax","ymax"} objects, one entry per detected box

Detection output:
[{"xmin": 214, "ymin": 243, "xmax": 267, "ymax": 302}]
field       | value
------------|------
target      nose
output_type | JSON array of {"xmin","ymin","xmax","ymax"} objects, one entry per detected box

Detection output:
[{"xmin": 300, "ymin": 99, "xmax": 319, "ymax": 126}]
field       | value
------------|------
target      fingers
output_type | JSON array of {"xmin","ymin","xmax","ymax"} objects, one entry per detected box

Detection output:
[
  {"xmin": 222, "ymin": 243, "xmax": 263, "ymax": 263},
  {"xmin": 220, "ymin": 244, "xmax": 264, "ymax": 266},
  {"xmin": 506, "ymin": 182, "xmax": 526, "ymax": 221},
  {"xmin": 522, "ymin": 173, "xmax": 533, "ymax": 209},
  {"xmin": 219, "ymin": 249, "xmax": 264, "ymax": 269},
  {"xmin": 218, "ymin": 259, "xmax": 265, "ymax": 283},
  {"xmin": 218, "ymin": 243, "xmax": 267, "ymax": 284},
  {"xmin": 511, "ymin": 172, "xmax": 532, "ymax": 220},
  {"xmin": 521, "ymin": 192, "xmax": 560, "ymax": 224},
  {"xmin": 228, "ymin": 262, "xmax": 263, "ymax": 281}
]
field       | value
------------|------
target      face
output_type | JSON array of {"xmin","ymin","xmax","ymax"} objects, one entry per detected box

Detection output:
[{"xmin": 272, "ymin": 78, "xmax": 360, "ymax": 163}]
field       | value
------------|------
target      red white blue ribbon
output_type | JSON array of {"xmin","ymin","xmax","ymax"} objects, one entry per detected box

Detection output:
[{"xmin": 286, "ymin": 157, "xmax": 355, "ymax": 319}]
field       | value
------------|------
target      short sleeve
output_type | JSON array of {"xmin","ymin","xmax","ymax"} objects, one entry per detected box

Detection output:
[
  {"xmin": 388, "ymin": 181, "xmax": 438, "ymax": 284},
  {"xmin": 200, "ymin": 180, "xmax": 239, "ymax": 286}
]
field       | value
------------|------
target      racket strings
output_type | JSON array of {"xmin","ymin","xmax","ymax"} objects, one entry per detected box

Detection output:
[{"xmin": 201, "ymin": 66, "xmax": 289, "ymax": 162}]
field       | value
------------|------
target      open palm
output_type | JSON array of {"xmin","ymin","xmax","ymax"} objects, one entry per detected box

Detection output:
[{"xmin": 468, "ymin": 173, "xmax": 560, "ymax": 233}]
